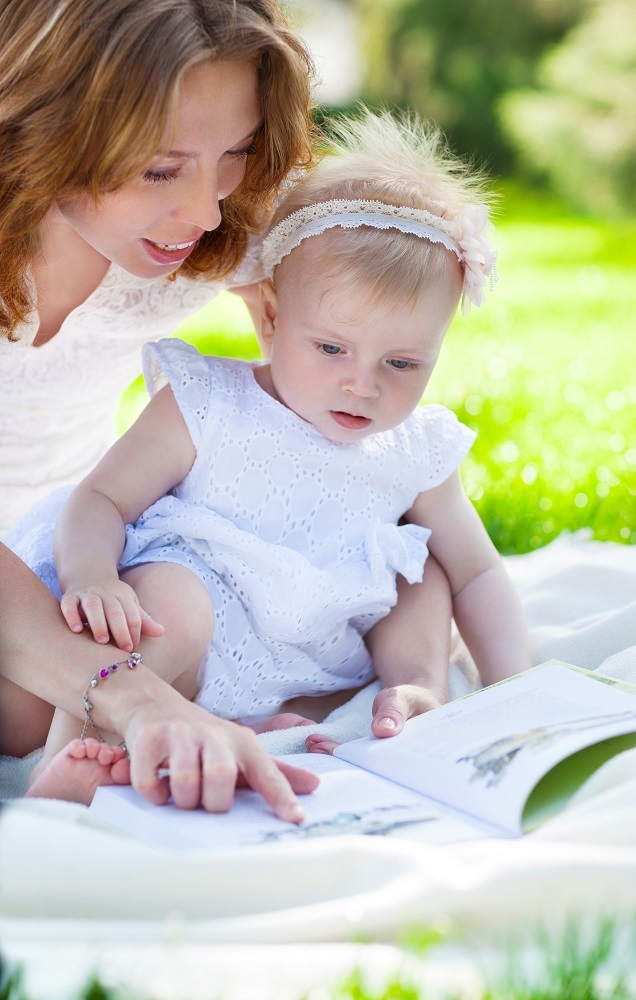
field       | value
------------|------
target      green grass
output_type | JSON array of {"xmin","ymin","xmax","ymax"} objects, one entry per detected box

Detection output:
[
  {"xmin": 4, "ymin": 920, "xmax": 635, "ymax": 1000},
  {"xmin": 116, "ymin": 190, "xmax": 636, "ymax": 556}
]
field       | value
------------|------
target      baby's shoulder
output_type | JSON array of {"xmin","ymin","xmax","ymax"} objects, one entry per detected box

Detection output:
[
  {"xmin": 404, "ymin": 403, "xmax": 474, "ymax": 445},
  {"xmin": 142, "ymin": 339, "xmax": 254, "ymax": 398}
]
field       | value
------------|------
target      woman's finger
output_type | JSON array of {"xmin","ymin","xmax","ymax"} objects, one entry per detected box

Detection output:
[{"xmin": 237, "ymin": 732, "xmax": 306, "ymax": 823}]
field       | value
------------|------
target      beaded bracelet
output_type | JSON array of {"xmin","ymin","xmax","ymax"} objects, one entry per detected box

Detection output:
[{"xmin": 81, "ymin": 652, "xmax": 143, "ymax": 742}]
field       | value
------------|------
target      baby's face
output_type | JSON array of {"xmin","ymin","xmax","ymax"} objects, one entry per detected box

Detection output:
[{"xmin": 257, "ymin": 245, "xmax": 461, "ymax": 443}]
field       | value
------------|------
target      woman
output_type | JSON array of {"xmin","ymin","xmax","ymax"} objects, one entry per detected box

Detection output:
[
  {"xmin": 0, "ymin": 0, "xmax": 453, "ymax": 815},
  {"xmin": 0, "ymin": 0, "xmax": 315, "ymax": 533}
]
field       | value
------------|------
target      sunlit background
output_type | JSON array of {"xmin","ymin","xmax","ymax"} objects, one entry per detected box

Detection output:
[{"xmin": 119, "ymin": 0, "xmax": 636, "ymax": 554}]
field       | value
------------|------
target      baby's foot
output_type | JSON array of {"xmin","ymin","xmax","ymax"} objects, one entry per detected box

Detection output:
[
  {"xmin": 26, "ymin": 739, "xmax": 131, "ymax": 806},
  {"xmin": 248, "ymin": 712, "xmax": 317, "ymax": 735},
  {"xmin": 305, "ymin": 733, "xmax": 340, "ymax": 755}
]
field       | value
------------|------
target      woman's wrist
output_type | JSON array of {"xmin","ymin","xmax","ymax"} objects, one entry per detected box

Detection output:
[{"xmin": 84, "ymin": 658, "xmax": 176, "ymax": 739}]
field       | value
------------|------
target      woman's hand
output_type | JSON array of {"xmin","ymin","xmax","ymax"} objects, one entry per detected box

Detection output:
[
  {"xmin": 60, "ymin": 577, "xmax": 164, "ymax": 652},
  {"xmin": 120, "ymin": 681, "xmax": 319, "ymax": 822}
]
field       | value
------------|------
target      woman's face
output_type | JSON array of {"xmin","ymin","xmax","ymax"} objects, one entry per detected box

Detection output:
[{"xmin": 55, "ymin": 60, "xmax": 261, "ymax": 277}]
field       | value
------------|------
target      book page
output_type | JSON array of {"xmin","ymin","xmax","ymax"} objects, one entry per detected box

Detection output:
[
  {"xmin": 89, "ymin": 753, "xmax": 497, "ymax": 852},
  {"xmin": 335, "ymin": 662, "xmax": 636, "ymax": 835}
]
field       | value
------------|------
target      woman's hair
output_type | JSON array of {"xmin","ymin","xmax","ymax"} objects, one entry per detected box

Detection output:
[
  {"xmin": 0, "ymin": 0, "xmax": 316, "ymax": 338},
  {"xmin": 269, "ymin": 108, "xmax": 495, "ymax": 312}
]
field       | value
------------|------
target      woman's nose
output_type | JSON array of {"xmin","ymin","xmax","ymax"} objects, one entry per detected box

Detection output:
[{"xmin": 175, "ymin": 172, "xmax": 222, "ymax": 232}]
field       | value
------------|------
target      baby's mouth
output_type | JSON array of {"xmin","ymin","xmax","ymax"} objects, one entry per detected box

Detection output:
[{"xmin": 330, "ymin": 411, "xmax": 372, "ymax": 430}]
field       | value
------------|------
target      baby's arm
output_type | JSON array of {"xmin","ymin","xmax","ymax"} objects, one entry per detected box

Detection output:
[
  {"xmin": 406, "ymin": 472, "xmax": 532, "ymax": 686},
  {"xmin": 364, "ymin": 554, "xmax": 452, "ymax": 736},
  {"xmin": 55, "ymin": 386, "xmax": 196, "ymax": 651}
]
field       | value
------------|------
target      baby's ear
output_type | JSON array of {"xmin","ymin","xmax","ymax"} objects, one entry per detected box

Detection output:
[{"xmin": 256, "ymin": 280, "xmax": 278, "ymax": 359}]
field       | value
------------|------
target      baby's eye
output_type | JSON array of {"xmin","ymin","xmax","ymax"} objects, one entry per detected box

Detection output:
[
  {"xmin": 143, "ymin": 168, "xmax": 180, "ymax": 185},
  {"xmin": 388, "ymin": 358, "xmax": 417, "ymax": 370},
  {"xmin": 319, "ymin": 344, "xmax": 342, "ymax": 356}
]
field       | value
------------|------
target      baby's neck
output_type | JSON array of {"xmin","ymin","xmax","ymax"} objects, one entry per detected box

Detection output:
[{"xmin": 252, "ymin": 362, "xmax": 281, "ymax": 403}]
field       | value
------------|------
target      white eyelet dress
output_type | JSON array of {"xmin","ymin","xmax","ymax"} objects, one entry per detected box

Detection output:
[
  {"xmin": 125, "ymin": 340, "xmax": 475, "ymax": 719},
  {"xmin": 6, "ymin": 338, "xmax": 475, "ymax": 721}
]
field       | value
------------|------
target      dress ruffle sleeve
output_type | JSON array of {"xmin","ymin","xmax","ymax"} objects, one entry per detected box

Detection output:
[
  {"xmin": 142, "ymin": 339, "xmax": 212, "ymax": 452},
  {"xmin": 405, "ymin": 404, "xmax": 476, "ymax": 492}
]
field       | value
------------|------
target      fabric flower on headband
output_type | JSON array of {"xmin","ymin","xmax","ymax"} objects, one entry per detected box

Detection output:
[
  {"xmin": 261, "ymin": 198, "xmax": 498, "ymax": 314},
  {"xmin": 456, "ymin": 204, "xmax": 498, "ymax": 314}
]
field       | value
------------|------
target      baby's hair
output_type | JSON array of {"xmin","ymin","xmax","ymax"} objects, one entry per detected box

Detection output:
[
  {"xmin": 267, "ymin": 107, "xmax": 496, "ymax": 312},
  {"xmin": 0, "ymin": 0, "xmax": 317, "ymax": 339}
]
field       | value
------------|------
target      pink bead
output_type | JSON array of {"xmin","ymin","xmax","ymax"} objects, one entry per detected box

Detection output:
[{"xmin": 99, "ymin": 668, "xmax": 109, "ymax": 678}]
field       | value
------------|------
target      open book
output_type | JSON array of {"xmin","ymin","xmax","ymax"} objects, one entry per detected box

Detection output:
[{"xmin": 90, "ymin": 661, "xmax": 636, "ymax": 850}]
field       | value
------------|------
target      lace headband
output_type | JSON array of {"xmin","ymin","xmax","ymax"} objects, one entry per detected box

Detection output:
[{"xmin": 261, "ymin": 199, "xmax": 497, "ymax": 314}]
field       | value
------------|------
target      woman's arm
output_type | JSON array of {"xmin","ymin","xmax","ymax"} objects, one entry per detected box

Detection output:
[
  {"xmin": 0, "ymin": 542, "xmax": 316, "ymax": 819},
  {"xmin": 407, "ymin": 472, "xmax": 532, "ymax": 685},
  {"xmin": 55, "ymin": 385, "xmax": 196, "ymax": 649}
]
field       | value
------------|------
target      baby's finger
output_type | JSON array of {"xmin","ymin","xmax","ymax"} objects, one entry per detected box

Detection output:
[
  {"xmin": 371, "ymin": 689, "xmax": 406, "ymax": 738},
  {"xmin": 60, "ymin": 594, "xmax": 85, "ymax": 634},
  {"xmin": 80, "ymin": 593, "xmax": 112, "ymax": 645},
  {"xmin": 140, "ymin": 609, "xmax": 165, "ymax": 638},
  {"xmin": 100, "ymin": 597, "xmax": 136, "ymax": 651}
]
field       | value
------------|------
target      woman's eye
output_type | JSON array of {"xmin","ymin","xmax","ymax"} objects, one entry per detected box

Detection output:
[
  {"xmin": 389, "ymin": 359, "xmax": 417, "ymax": 370},
  {"xmin": 143, "ymin": 169, "xmax": 180, "ymax": 185},
  {"xmin": 227, "ymin": 142, "xmax": 257, "ymax": 159},
  {"xmin": 320, "ymin": 344, "xmax": 342, "ymax": 356}
]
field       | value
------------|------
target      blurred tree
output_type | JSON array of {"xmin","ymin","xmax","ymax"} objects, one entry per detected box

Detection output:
[
  {"xmin": 499, "ymin": 0, "xmax": 636, "ymax": 216},
  {"xmin": 348, "ymin": 0, "xmax": 583, "ymax": 173}
]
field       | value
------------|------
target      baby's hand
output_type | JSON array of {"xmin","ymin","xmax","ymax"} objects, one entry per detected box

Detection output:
[
  {"xmin": 60, "ymin": 578, "xmax": 164, "ymax": 652},
  {"xmin": 305, "ymin": 684, "xmax": 444, "ymax": 755},
  {"xmin": 371, "ymin": 684, "xmax": 443, "ymax": 738}
]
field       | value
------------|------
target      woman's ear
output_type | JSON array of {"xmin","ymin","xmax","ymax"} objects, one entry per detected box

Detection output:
[{"xmin": 256, "ymin": 280, "xmax": 278, "ymax": 359}]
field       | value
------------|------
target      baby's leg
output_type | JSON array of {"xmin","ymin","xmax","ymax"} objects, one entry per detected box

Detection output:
[{"xmin": 119, "ymin": 561, "xmax": 214, "ymax": 699}]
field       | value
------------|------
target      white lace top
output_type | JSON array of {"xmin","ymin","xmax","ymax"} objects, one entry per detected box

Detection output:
[
  {"xmin": 0, "ymin": 244, "xmax": 261, "ymax": 537},
  {"xmin": 117, "ymin": 340, "xmax": 476, "ymax": 718}
]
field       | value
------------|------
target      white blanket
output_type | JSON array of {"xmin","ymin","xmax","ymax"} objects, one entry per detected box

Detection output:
[{"xmin": 1, "ymin": 531, "xmax": 636, "ymax": 995}]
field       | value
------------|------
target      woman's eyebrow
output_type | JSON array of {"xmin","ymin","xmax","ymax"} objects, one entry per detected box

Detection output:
[{"xmin": 162, "ymin": 124, "xmax": 264, "ymax": 160}]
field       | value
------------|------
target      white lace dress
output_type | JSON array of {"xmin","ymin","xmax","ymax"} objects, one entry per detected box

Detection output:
[
  {"xmin": 0, "ymin": 247, "xmax": 261, "ymax": 537},
  {"xmin": 9, "ymin": 339, "xmax": 476, "ymax": 720}
]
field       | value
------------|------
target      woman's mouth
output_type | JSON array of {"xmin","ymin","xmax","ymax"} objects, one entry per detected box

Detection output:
[
  {"xmin": 330, "ymin": 411, "xmax": 372, "ymax": 431},
  {"xmin": 142, "ymin": 238, "xmax": 199, "ymax": 266}
]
